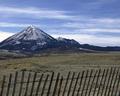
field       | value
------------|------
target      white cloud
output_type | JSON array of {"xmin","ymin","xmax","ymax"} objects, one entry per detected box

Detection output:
[
  {"xmin": 0, "ymin": 31, "xmax": 15, "ymax": 42},
  {"xmin": 52, "ymin": 34, "xmax": 120, "ymax": 46},
  {"xmin": 0, "ymin": 6, "xmax": 77, "ymax": 20},
  {"xmin": 78, "ymin": 28, "xmax": 120, "ymax": 33}
]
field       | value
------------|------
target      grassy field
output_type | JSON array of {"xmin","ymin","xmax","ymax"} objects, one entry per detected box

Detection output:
[{"xmin": 0, "ymin": 52, "xmax": 120, "ymax": 77}]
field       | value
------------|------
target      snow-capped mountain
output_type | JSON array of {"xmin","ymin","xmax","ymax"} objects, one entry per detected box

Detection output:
[{"xmin": 0, "ymin": 26, "xmax": 80, "ymax": 52}]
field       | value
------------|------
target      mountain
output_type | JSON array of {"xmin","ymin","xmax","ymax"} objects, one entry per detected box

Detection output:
[
  {"xmin": 79, "ymin": 44, "xmax": 120, "ymax": 51},
  {"xmin": 0, "ymin": 26, "xmax": 120, "ymax": 53},
  {"xmin": 0, "ymin": 26, "xmax": 81, "ymax": 52}
]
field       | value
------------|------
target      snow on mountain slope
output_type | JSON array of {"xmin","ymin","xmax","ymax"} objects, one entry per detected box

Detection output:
[
  {"xmin": 0, "ymin": 26, "xmax": 83, "ymax": 52},
  {"xmin": 2, "ymin": 26, "xmax": 56, "ymax": 45},
  {"xmin": 0, "ymin": 26, "xmax": 57, "ymax": 51}
]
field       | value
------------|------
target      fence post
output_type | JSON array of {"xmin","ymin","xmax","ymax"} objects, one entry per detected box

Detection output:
[
  {"xmin": 71, "ymin": 72, "xmax": 80, "ymax": 96},
  {"xmin": 58, "ymin": 76, "xmax": 63, "ymax": 96},
  {"xmin": 76, "ymin": 70, "xmax": 85, "ymax": 96},
  {"xmin": 30, "ymin": 72, "xmax": 37, "ymax": 96},
  {"xmin": 84, "ymin": 69, "xmax": 93, "ymax": 96},
  {"xmin": 41, "ymin": 74, "xmax": 49, "ymax": 96},
  {"xmin": 93, "ymin": 69, "xmax": 101, "ymax": 96},
  {"xmin": 96, "ymin": 69, "xmax": 105, "ymax": 96},
  {"xmin": 104, "ymin": 68, "xmax": 113, "ymax": 96},
  {"xmin": 0, "ymin": 75, "xmax": 6, "ymax": 96},
  {"xmin": 81, "ymin": 70, "xmax": 89, "ymax": 96},
  {"xmin": 24, "ymin": 72, "xmax": 31, "ymax": 96},
  {"xmin": 87, "ymin": 70, "xmax": 98, "ymax": 96},
  {"xmin": 35, "ymin": 74, "xmax": 44, "ymax": 96},
  {"xmin": 110, "ymin": 68, "xmax": 119, "ymax": 96},
  {"xmin": 62, "ymin": 72, "xmax": 71, "ymax": 96},
  {"xmin": 12, "ymin": 71, "xmax": 18, "ymax": 96},
  {"xmin": 100, "ymin": 69, "xmax": 109, "ymax": 96},
  {"xmin": 52, "ymin": 73, "xmax": 60, "ymax": 96},
  {"xmin": 114, "ymin": 74, "xmax": 120, "ymax": 96},
  {"xmin": 6, "ymin": 74, "xmax": 12, "ymax": 96},
  {"xmin": 47, "ymin": 72, "xmax": 54, "ymax": 96},
  {"xmin": 107, "ymin": 68, "xmax": 116, "ymax": 96},
  {"xmin": 18, "ymin": 70, "xmax": 25, "ymax": 96},
  {"xmin": 67, "ymin": 72, "xmax": 75, "ymax": 96}
]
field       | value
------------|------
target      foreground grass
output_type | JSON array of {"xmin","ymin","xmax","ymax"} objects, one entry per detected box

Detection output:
[{"xmin": 0, "ymin": 52, "xmax": 120, "ymax": 76}]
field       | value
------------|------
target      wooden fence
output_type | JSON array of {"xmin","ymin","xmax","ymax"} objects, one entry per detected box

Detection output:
[{"xmin": 0, "ymin": 68, "xmax": 120, "ymax": 96}]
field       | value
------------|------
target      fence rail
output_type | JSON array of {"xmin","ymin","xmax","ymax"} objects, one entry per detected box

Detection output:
[{"xmin": 0, "ymin": 68, "xmax": 120, "ymax": 96}]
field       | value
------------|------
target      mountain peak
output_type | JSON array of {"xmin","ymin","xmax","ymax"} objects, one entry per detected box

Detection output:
[
  {"xmin": 6, "ymin": 26, "xmax": 55, "ymax": 41},
  {"xmin": 0, "ymin": 26, "xmax": 57, "ymax": 51},
  {"xmin": 29, "ymin": 25, "xmax": 35, "ymax": 28}
]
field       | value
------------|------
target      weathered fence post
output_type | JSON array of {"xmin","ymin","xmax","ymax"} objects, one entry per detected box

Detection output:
[
  {"xmin": 6, "ymin": 74, "xmax": 12, "ymax": 96},
  {"xmin": 35, "ymin": 74, "xmax": 44, "ymax": 96},
  {"xmin": 93, "ymin": 69, "xmax": 101, "ymax": 96},
  {"xmin": 41, "ymin": 74, "xmax": 49, "ymax": 96},
  {"xmin": 0, "ymin": 75, "xmax": 6, "ymax": 96},
  {"xmin": 110, "ymin": 68, "xmax": 119, "ymax": 96},
  {"xmin": 30, "ymin": 72, "xmax": 37, "ymax": 96},
  {"xmin": 18, "ymin": 70, "xmax": 25, "ymax": 96},
  {"xmin": 71, "ymin": 72, "xmax": 80, "ymax": 96},
  {"xmin": 84, "ymin": 69, "xmax": 93, "ymax": 96},
  {"xmin": 24, "ymin": 72, "xmax": 31, "ymax": 96},
  {"xmin": 107, "ymin": 68, "xmax": 116, "ymax": 96},
  {"xmin": 12, "ymin": 71, "xmax": 18, "ymax": 96},
  {"xmin": 96, "ymin": 69, "xmax": 105, "ymax": 96},
  {"xmin": 58, "ymin": 76, "xmax": 63, "ymax": 96},
  {"xmin": 62, "ymin": 72, "xmax": 71, "ymax": 96},
  {"xmin": 100, "ymin": 69, "xmax": 109, "ymax": 96},
  {"xmin": 81, "ymin": 70, "xmax": 89, "ymax": 96},
  {"xmin": 76, "ymin": 70, "xmax": 85, "ymax": 96},
  {"xmin": 87, "ymin": 70, "xmax": 98, "ymax": 96},
  {"xmin": 47, "ymin": 72, "xmax": 54, "ymax": 96},
  {"xmin": 104, "ymin": 68, "xmax": 113, "ymax": 96},
  {"xmin": 52, "ymin": 73, "xmax": 60, "ymax": 96},
  {"xmin": 67, "ymin": 72, "xmax": 75, "ymax": 96},
  {"xmin": 114, "ymin": 74, "xmax": 120, "ymax": 96}
]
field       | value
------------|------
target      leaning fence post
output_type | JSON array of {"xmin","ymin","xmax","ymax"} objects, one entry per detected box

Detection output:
[
  {"xmin": 84, "ymin": 69, "xmax": 93, "ymax": 96},
  {"xmin": 18, "ymin": 70, "xmax": 25, "ymax": 96},
  {"xmin": 93, "ymin": 69, "xmax": 101, "ymax": 96},
  {"xmin": 81, "ymin": 70, "xmax": 89, "ymax": 96},
  {"xmin": 52, "ymin": 73, "xmax": 60, "ymax": 96},
  {"xmin": 58, "ymin": 76, "xmax": 63, "ymax": 96},
  {"xmin": 104, "ymin": 68, "xmax": 113, "ymax": 96},
  {"xmin": 0, "ymin": 75, "xmax": 6, "ymax": 96},
  {"xmin": 12, "ymin": 71, "xmax": 18, "ymax": 96},
  {"xmin": 76, "ymin": 70, "xmax": 85, "ymax": 96},
  {"xmin": 114, "ymin": 74, "xmax": 120, "ymax": 96},
  {"xmin": 30, "ymin": 72, "xmax": 37, "ymax": 96},
  {"xmin": 35, "ymin": 74, "xmax": 44, "ymax": 96},
  {"xmin": 100, "ymin": 69, "xmax": 109, "ymax": 96},
  {"xmin": 110, "ymin": 68, "xmax": 119, "ymax": 96},
  {"xmin": 71, "ymin": 72, "xmax": 80, "ymax": 96},
  {"xmin": 24, "ymin": 72, "xmax": 31, "ymax": 96},
  {"xmin": 67, "ymin": 72, "xmax": 75, "ymax": 96},
  {"xmin": 47, "ymin": 72, "xmax": 54, "ymax": 96},
  {"xmin": 6, "ymin": 74, "xmax": 12, "ymax": 96},
  {"xmin": 62, "ymin": 72, "xmax": 71, "ymax": 96},
  {"xmin": 107, "ymin": 68, "xmax": 116, "ymax": 96},
  {"xmin": 87, "ymin": 70, "xmax": 98, "ymax": 96},
  {"xmin": 96, "ymin": 69, "xmax": 105, "ymax": 96},
  {"xmin": 41, "ymin": 74, "xmax": 49, "ymax": 96}
]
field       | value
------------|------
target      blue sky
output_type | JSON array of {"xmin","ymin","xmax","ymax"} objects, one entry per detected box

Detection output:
[{"xmin": 0, "ymin": 0, "xmax": 120, "ymax": 46}]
